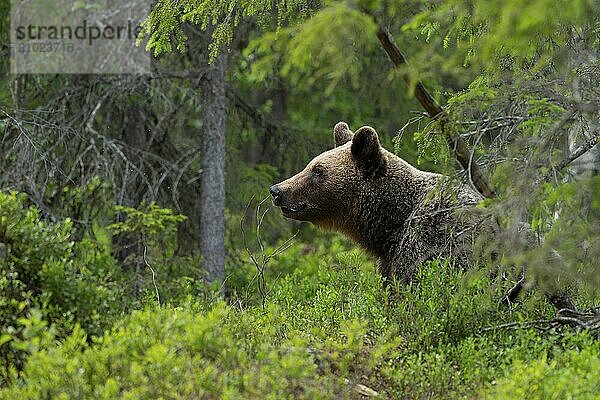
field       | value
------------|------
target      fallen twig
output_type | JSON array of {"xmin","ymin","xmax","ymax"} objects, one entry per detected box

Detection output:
[{"xmin": 479, "ymin": 307, "xmax": 600, "ymax": 334}]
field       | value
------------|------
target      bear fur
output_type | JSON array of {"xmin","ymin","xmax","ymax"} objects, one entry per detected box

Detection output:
[{"xmin": 270, "ymin": 121, "xmax": 484, "ymax": 282}]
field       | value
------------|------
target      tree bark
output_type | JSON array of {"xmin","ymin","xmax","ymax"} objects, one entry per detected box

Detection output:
[{"xmin": 199, "ymin": 51, "xmax": 227, "ymax": 285}]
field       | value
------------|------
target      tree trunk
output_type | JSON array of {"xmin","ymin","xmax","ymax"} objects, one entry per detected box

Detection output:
[{"xmin": 199, "ymin": 51, "xmax": 227, "ymax": 285}]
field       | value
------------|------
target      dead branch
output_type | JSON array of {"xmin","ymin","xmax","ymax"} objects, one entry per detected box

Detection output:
[
  {"xmin": 226, "ymin": 88, "xmax": 283, "ymax": 138},
  {"xmin": 544, "ymin": 129, "xmax": 599, "ymax": 182},
  {"xmin": 0, "ymin": 74, "xmax": 206, "ymax": 236},
  {"xmin": 240, "ymin": 195, "xmax": 297, "ymax": 309},
  {"xmin": 479, "ymin": 307, "xmax": 600, "ymax": 334},
  {"xmin": 501, "ymin": 274, "xmax": 526, "ymax": 305},
  {"xmin": 143, "ymin": 240, "xmax": 161, "ymax": 306}
]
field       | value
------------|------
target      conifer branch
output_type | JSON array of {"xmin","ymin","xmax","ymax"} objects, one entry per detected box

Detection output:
[{"xmin": 370, "ymin": 20, "xmax": 496, "ymax": 199}]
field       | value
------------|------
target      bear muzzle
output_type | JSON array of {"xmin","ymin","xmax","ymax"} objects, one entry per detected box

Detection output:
[
  {"xmin": 269, "ymin": 185, "xmax": 282, "ymax": 200},
  {"xmin": 270, "ymin": 184, "xmax": 307, "ymax": 218}
]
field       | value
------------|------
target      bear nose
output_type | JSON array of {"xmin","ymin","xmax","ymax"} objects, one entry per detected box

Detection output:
[{"xmin": 269, "ymin": 185, "xmax": 281, "ymax": 199}]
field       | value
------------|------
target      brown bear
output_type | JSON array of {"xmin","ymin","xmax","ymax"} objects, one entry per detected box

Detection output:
[{"xmin": 270, "ymin": 121, "xmax": 484, "ymax": 282}]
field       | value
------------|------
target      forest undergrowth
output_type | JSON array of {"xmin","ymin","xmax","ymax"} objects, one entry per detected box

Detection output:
[{"xmin": 0, "ymin": 191, "xmax": 598, "ymax": 399}]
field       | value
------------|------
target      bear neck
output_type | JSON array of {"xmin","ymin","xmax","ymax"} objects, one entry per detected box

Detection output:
[{"xmin": 343, "ymin": 152, "xmax": 441, "ymax": 259}]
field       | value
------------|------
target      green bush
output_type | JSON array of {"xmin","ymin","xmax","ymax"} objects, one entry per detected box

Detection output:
[
  {"xmin": 0, "ymin": 304, "xmax": 352, "ymax": 399},
  {"xmin": 486, "ymin": 342, "xmax": 600, "ymax": 399},
  {"xmin": 2, "ymin": 241, "xmax": 597, "ymax": 399},
  {"xmin": 0, "ymin": 192, "xmax": 123, "ymax": 383}
]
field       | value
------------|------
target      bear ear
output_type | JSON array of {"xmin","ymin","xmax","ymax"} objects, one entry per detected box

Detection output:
[
  {"xmin": 333, "ymin": 121, "xmax": 353, "ymax": 147},
  {"xmin": 351, "ymin": 126, "xmax": 385, "ymax": 176}
]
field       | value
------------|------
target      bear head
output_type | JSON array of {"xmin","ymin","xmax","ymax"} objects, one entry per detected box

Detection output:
[{"xmin": 270, "ymin": 121, "xmax": 386, "ymax": 229}]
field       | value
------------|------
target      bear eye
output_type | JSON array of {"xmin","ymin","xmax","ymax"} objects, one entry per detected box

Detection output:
[{"xmin": 311, "ymin": 166, "xmax": 325, "ymax": 178}]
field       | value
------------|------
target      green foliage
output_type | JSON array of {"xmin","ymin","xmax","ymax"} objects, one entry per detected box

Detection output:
[
  {"xmin": 519, "ymin": 98, "xmax": 567, "ymax": 137},
  {"xmin": 0, "ymin": 192, "xmax": 123, "ymax": 384},
  {"xmin": 446, "ymin": 75, "xmax": 498, "ymax": 111},
  {"xmin": 2, "ymin": 242, "xmax": 597, "ymax": 398},
  {"xmin": 486, "ymin": 344, "xmax": 600, "ymax": 399},
  {"xmin": 107, "ymin": 202, "xmax": 202, "ymax": 307},
  {"xmin": 411, "ymin": 122, "xmax": 449, "ymax": 166},
  {"xmin": 109, "ymin": 202, "xmax": 186, "ymax": 249},
  {"xmin": 139, "ymin": 0, "xmax": 320, "ymax": 58},
  {"xmin": 402, "ymin": 0, "xmax": 599, "ymax": 74},
  {"xmin": 244, "ymin": 3, "xmax": 376, "ymax": 92},
  {"xmin": 529, "ymin": 176, "xmax": 600, "ymax": 295}
]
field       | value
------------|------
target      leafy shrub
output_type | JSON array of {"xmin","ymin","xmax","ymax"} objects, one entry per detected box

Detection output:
[
  {"xmin": 486, "ymin": 341, "xmax": 600, "ymax": 399},
  {"xmin": 2, "ymin": 242, "xmax": 597, "ymax": 399},
  {"xmin": 107, "ymin": 201, "xmax": 193, "ymax": 307},
  {"xmin": 0, "ymin": 192, "xmax": 123, "ymax": 383},
  {"xmin": 0, "ymin": 305, "xmax": 351, "ymax": 399}
]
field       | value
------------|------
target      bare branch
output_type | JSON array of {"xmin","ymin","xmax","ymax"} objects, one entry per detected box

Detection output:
[
  {"xmin": 143, "ymin": 241, "xmax": 161, "ymax": 307},
  {"xmin": 544, "ymin": 129, "xmax": 599, "ymax": 182},
  {"xmin": 227, "ymin": 88, "xmax": 281, "ymax": 137},
  {"xmin": 240, "ymin": 195, "xmax": 297, "ymax": 310},
  {"xmin": 479, "ymin": 307, "xmax": 600, "ymax": 334}
]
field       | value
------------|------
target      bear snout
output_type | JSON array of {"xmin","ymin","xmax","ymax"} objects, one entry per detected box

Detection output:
[
  {"xmin": 269, "ymin": 182, "xmax": 308, "ymax": 218},
  {"xmin": 269, "ymin": 184, "xmax": 282, "ymax": 200}
]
